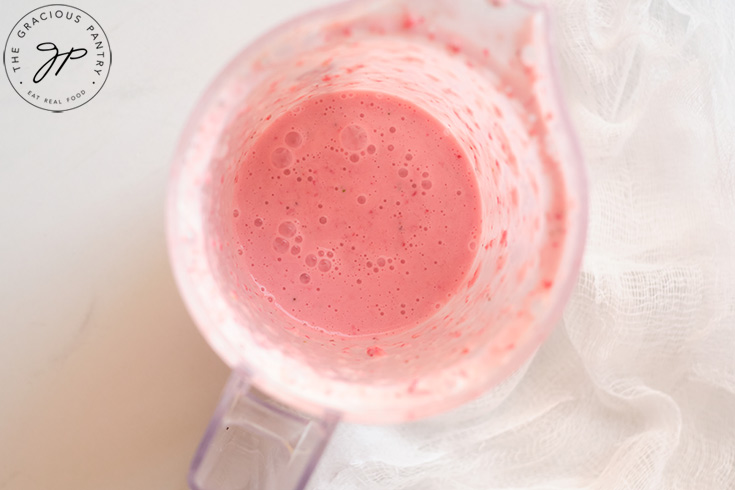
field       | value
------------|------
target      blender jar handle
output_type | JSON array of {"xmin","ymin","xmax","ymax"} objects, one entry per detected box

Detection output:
[{"xmin": 189, "ymin": 372, "xmax": 339, "ymax": 490}]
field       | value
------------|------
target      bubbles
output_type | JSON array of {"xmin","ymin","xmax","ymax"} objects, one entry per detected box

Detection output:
[
  {"xmin": 273, "ymin": 237, "xmax": 289, "ymax": 254},
  {"xmin": 421, "ymin": 180, "xmax": 433, "ymax": 189},
  {"xmin": 232, "ymin": 209, "xmax": 240, "ymax": 217},
  {"xmin": 284, "ymin": 131, "xmax": 303, "ymax": 148},
  {"xmin": 278, "ymin": 221, "xmax": 297, "ymax": 237},
  {"xmin": 318, "ymin": 259, "xmax": 332, "ymax": 272},
  {"xmin": 340, "ymin": 124, "xmax": 369, "ymax": 150},
  {"xmin": 389, "ymin": 126, "xmax": 396, "ymax": 133},
  {"xmin": 254, "ymin": 218, "xmax": 264, "ymax": 227},
  {"xmin": 231, "ymin": 91, "xmax": 484, "ymax": 333},
  {"xmin": 271, "ymin": 147, "xmax": 293, "ymax": 169},
  {"xmin": 468, "ymin": 241, "xmax": 477, "ymax": 251}
]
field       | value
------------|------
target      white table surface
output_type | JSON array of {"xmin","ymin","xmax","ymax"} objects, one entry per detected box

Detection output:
[
  {"xmin": 0, "ymin": 1, "xmax": 334, "ymax": 489},
  {"xmin": 6, "ymin": 2, "xmax": 734, "ymax": 490}
]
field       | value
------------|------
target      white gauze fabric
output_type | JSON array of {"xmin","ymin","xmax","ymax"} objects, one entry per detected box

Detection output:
[{"xmin": 308, "ymin": 0, "xmax": 735, "ymax": 488}]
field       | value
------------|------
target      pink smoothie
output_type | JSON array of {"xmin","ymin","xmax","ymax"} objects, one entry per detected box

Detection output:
[{"xmin": 232, "ymin": 91, "xmax": 482, "ymax": 336}]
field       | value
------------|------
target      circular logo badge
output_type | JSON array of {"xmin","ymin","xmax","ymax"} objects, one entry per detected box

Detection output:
[{"xmin": 3, "ymin": 4, "xmax": 111, "ymax": 112}]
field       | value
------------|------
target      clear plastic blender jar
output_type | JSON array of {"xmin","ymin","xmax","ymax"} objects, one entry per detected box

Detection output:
[{"xmin": 166, "ymin": 1, "xmax": 587, "ymax": 488}]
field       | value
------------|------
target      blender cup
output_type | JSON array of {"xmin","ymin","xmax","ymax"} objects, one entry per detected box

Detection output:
[{"xmin": 166, "ymin": 0, "xmax": 587, "ymax": 489}]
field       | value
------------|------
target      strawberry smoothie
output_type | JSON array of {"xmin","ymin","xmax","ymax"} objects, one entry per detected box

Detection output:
[
  {"xmin": 232, "ymin": 92, "xmax": 482, "ymax": 336},
  {"xmin": 170, "ymin": 0, "xmax": 586, "ymax": 425},
  {"xmin": 171, "ymin": 5, "xmax": 589, "ymax": 488}
]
